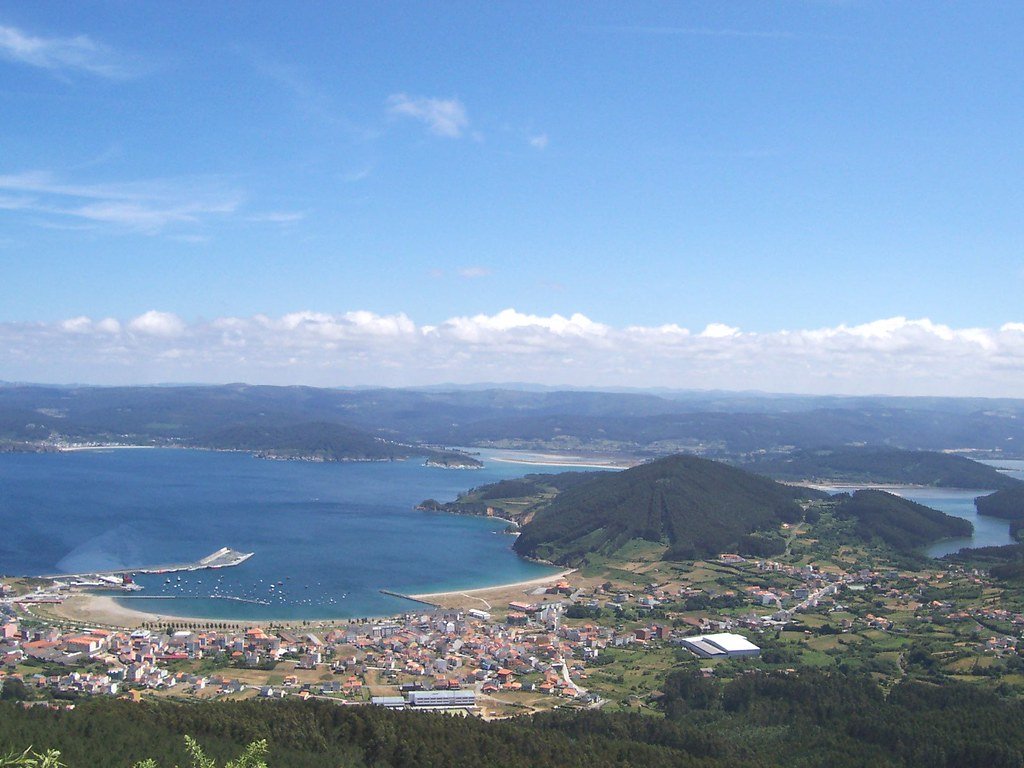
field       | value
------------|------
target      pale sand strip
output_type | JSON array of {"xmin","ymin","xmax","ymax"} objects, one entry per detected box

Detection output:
[
  {"xmin": 36, "ymin": 569, "xmax": 578, "ymax": 629},
  {"xmin": 46, "ymin": 594, "xmax": 233, "ymax": 629},
  {"xmin": 486, "ymin": 455, "xmax": 633, "ymax": 469},
  {"xmin": 409, "ymin": 569, "xmax": 576, "ymax": 601},
  {"xmin": 58, "ymin": 445, "xmax": 157, "ymax": 452}
]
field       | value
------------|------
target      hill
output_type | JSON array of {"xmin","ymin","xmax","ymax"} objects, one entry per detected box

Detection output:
[
  {"xmin": 975, "ymin": 486, "xmax": 1024, "ymax": 520},
  {"xmin": 745, "ymin": 448, "xmax": 1020, "ymax": 490},
  {"xmin": 202, "ymin": 422, "xmax": 481, "ymax": 466},
  {"xmin": 3, "ymin": 384, "xmax": 1024, "ymax": 458},
  {"xmin": 512, "ymin": 455, "xmax": 820, "ymax": 565},
  {"xmin": 833, "ymin": 489, "xmax": 972, "ymax": 552}
]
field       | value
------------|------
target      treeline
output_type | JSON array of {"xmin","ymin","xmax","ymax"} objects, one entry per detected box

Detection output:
[
  {"xmin": 744, "ymin": 447, "xmax": 1022, "ymax": 490},
  {"xmin": 832, "ymin": 489, "xmax": 972, "ymax": 553},
  {"xmin": 0, "ymin": 698, "xmax": 733, "ymax": 768},
  {"xmin": 660, "ymin": 667, "xmax": 1024, "ymax": 767},
  {"xmin": 976, "ymin": 486, "xmax": 1024, "ymax": 520},
  {"xmin": 7, "ymin": 670, "xmax": 1024, "ymax": 767}
]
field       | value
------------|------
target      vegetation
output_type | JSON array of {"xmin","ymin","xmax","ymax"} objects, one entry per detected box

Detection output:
[
  {"xmin": 744, "ymin": 447, "xmax": 1022, "ymax": 490},
  {"xmin": 4, "ymin": 384, "xmax": 1024, "ymax": 458},
  {"xmin": 202, "ymin": 422, "xmax": 479, "ymax": 466},
  {"xmin": 7, "ymin": 670, "xmax": 1024, "ymax": 767},
  {"xmin": 976, "ymin": 485, "xmax": 1024, "ymax": 520},
  {"xmin": 512, "ymin": 455, "xmax": 820, "ymax": 564},
  {"xmin": 832, "ymin": 489, "xmax": 972, "ymax": 552}
]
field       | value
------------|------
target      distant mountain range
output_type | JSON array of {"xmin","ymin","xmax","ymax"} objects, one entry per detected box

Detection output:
[{"xmin": 2, "ymin": 383, "xmax": 1024, "ymax": 462}]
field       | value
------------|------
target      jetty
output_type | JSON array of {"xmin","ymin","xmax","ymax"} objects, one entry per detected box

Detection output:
[
  {"xmin": 379, "ymin": 589, "xmax": 440, "ymax": 608},
  {"xmin": 40, "ymin": 547, "xmax": 254, "ymax": 580}
]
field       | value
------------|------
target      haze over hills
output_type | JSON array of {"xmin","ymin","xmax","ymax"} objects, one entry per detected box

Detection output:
[{"xmin": 2, "ymin": 384, "xmax": 1024, "ymax": 461}]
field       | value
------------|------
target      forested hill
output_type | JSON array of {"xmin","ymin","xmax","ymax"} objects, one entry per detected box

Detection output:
[
  {"xmin": 512, "ymin": 455, "xmax": 820, "ymax": 565},
  {"xmin": 744, "ymin": 448, "xmax": 1021, "ymax": 490},
  {"xmin": 203, "ymin": 422, "xmax": 480, "ymax": 465},
  {"xmin": 975, "ymin": 485, "xmax": 1024, "ymax": 520},
  {"xmin": 3, "ymin": 384, "xmax": 1024, "ymax": 458},
  {"xmin": 833, "ymin": 489, "xmax": 972, "ymax": 551}
]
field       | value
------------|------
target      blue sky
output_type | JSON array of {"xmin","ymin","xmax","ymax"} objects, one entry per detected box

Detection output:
[{"xmin": 1, "ymin": 2, "xmax": 1023, "ymax": 393}]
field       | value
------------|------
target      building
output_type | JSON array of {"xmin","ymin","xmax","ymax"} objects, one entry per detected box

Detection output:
[
  {"xmin": 679, "ymin": 632, "xmax": 760, "ymax": 659},
  {"xmin": 407, "ymin": 689, "xmax": 476, "ymax": 708}
]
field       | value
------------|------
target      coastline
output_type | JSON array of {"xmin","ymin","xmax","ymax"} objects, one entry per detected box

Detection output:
[
  {"xmin": 484, "ymin": 452, "xmax": 633, "ymax": 470},
  {"xmin": 32, "ymin": 568, "xmax": 579, "ymax": 629},
  {"xmin": 409, "ymin": 569, "xmax": 576, "ymax": 601},
  {"xmin": 58, "ymin": 444, "xmax": 157, "ymax": 452}
]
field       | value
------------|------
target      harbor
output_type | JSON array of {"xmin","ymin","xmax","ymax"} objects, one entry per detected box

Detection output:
[{"xmin": 40, "ymin": 547, "xmax": 254, "ymax": 581}]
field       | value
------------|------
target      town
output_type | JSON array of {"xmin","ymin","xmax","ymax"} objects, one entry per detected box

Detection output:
[{"xmin": 4, "ymin": 546, "xmax": 1023, "ymax": 717}]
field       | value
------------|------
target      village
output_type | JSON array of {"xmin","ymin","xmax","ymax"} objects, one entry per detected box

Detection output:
[{"xmin": 5, "ymin": 548, "xmax": 1024, "ymax": 716}]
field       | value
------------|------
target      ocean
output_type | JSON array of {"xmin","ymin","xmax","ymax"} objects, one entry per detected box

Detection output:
[
  {"xmin": 3, "ymin": 450, "xmax": 1021, "ymax": 619},
  {"xmin": 0, "ymin": 448, "xmax": 580, "ymax": 620}
]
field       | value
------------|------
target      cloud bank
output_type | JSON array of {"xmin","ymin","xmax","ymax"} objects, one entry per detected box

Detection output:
[{"xmin": 2, "ymin": 310, "xmax": 1024, "ymax": 396}]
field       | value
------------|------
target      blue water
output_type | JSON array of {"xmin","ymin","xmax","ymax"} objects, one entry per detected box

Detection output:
[
  {"xmin": 819, "ymin": 460, "xmax": 1024, "ymax": 558},
  {"xmin": 0, "ymin": 448, "xmax": 578, "ymax": 620}
]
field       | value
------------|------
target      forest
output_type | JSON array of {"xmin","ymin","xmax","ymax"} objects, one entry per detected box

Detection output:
[
  {"xmin": 4, "ymin": 669, "xmax": 1024, "ymax": 767},
  {"xmin": 511, "ymin": 455, "xmax": 817, "ymax": 564},
  {"xmin": 743, "ymin": 447, "xmax": 1021, "ymax": 490}
]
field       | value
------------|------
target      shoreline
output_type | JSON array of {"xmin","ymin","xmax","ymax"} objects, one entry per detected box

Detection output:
[
  {"xmin": 57, "ymin": 444, "xmax": 157, "ymax": 452},
  {"xmin": 484, "ymin": 453, "xmax": 633, "ymax": 470},
  {"xmin": 30, "ymin": 568, "xmax": 579, "ymax": 629},
  {"xmin": 409, "ymin": 569, "xmax": 576, "ymax": 600}
]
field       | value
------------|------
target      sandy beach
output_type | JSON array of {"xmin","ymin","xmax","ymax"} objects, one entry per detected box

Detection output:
[
  {"xmin": 28, "ymin": 567, "xmax": 580, "ymax": 629},
  {"xmin": 58, "ymin": 445, "xmax": 157, "ymax": 452},
  {"xmin": 410, "ymin": 569, "xmax": 576, "ymax": 600},
  {"xmin": 41, "ymin": 593, "xmax": 236, "ymax": 629},
  {"xmin": 484, "ymin": 451, "xmax": 634, "ymax": 469},
  {"xmin": 408, "ymin": 569, "xmax": 578, "ymax": 611}
]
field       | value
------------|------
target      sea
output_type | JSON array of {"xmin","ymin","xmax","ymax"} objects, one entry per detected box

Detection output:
[
  {"xmin": 0, "ymin": 448, "xmax": 598, "ymax": 620},
  {"xmin": 2, "ymin": 451, "xmax": 1022, "ymax": 620}
]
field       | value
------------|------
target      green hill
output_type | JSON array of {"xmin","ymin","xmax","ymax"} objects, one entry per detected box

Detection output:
[
  {"xmin": 745, "ymin": 448, "xmax": 1020, "ymax": 490},
  {"xmin": 833, "ymin": 489, "xmax": 972, "ymax": 551},
  {"xmin": 975, "ymin": 485, "xmax": 1024, "ymax": 520},
  {"xmin": 512, "ymin": 455, "xmax": 820, "ymax": 564},
  {"xmin": 202, "ymin": 421, "xmax": 480, "ymax": 466}
]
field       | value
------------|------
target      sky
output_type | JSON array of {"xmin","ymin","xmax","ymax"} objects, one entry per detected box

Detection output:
[{"xmin": 1, "ymin": 2, "xmax": 1023, "ymax": 395}]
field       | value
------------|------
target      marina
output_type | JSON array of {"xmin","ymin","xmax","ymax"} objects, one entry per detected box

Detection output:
[{"xmin": 41, "ymin": 547, "xmax": 254, "ymax": 581}]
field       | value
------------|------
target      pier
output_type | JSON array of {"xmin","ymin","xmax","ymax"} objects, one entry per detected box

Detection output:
[
  {"xmin": 379, "ymin": 589, "xmax": 440, "ymax": 608},
  {"xmin": 40, "ymin": 547, "xmax": 254, "ymax": 580}
]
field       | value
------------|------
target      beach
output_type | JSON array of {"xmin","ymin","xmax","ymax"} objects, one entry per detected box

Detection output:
[
  {"xmin": 29, "ymin": 568, "xmax": 581, "ymax": 629},
  {"xmin": 408, "ymin": 569, "xmax": 577, "ymax": 610},
  {"xmin": 483, "ymin": 450, "xmax": 634, "ymax": 470}
]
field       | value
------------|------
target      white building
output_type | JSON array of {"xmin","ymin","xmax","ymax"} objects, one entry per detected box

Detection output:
[{"xmin": 679, "ymin": 632, "xmax": 760, "ymax": 659}]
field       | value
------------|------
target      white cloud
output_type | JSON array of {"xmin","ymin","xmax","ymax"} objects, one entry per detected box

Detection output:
[
  {"xmin": 0, "ymin": 169, "xmax": 242, "ymax": 233},
  {"xmin": 0, "ymin": 23, "xmax": 131, "ymax": 78},
  {"xmin": 699, "ymin": 323, "xmax": 740, "ymax": 339},
  {"xmin": 4, "ymin": 311, "xmax": 1024, "ymax": 396},
  {"xmin": 128, "ymin": 311, "xmax": 185, "ymax": 337},
  {"xmin": 458, "ymin": 266, "xmax": 491, "ymax": 279},
  {"xmin": 386, "ymin": 93, "xmax": 469, "ymax": 138},
  {"xmin": 247, "ymin": 211, "xmax": 305, "ymax": 223},
  {"xmin": 529, "ymin": 134, "xmax": 549, "ymax": 150}
]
